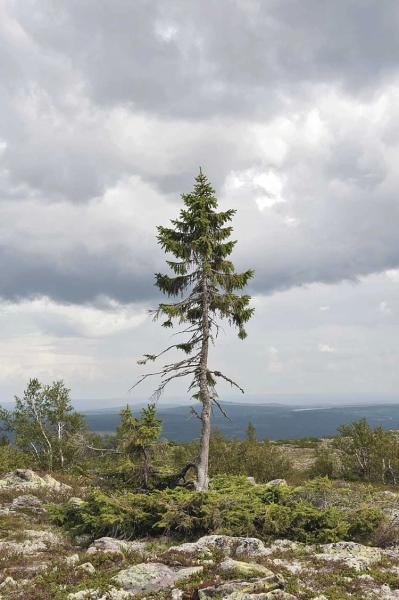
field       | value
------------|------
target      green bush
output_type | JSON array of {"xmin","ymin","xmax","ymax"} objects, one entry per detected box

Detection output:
[
  {"xmin": 311, "ymin": 448, "xmax": 336, "ymax": 479},
  {"xmin": 50, "ymin": 475, "xmax": 383, "ymax": 545},
  {"xmin": 347, "ymin": 507, "xmax": 385, "ymax": 542},
  {"xmin": 0, "ymin": 444, "xmax": 34, "ymax": 474}
]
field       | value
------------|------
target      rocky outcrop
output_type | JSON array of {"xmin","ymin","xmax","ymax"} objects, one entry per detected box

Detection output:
[
  {"xmin": 0, "ymin": 469, "xmax": 72, "ymax": 491},
  {"xmin": 197, "ymin": 574, "xmax": 281, "ymax": 599},
  {"xmin": 76, "ymin": 562, "xmax": 96, "ymax": 575},
  {"xmin": 112, "ymin": 562, "xmax": 203, "ymax": 594},
  {"xmin": 219, "ymin": 558, "xmax": 274, "ymax": 578},
  {"xmin": 10, "ymin": 494, "xmax": 46, "ymax": 514},
  {"xmin": 314, "ymin": 541, "xmax": 382, "ymax": 571},
  {"xmin": 162, "ymin": 534, "xmax": 272, "ymax": 564},
  {"xmin": 2, "ymin": 527, "xmax": 399, "ymax": 599},
  {"xmin": 0, "ymin": 528, "xmax": 63, "ymax": 555},
  {"xmin": 266, "ymin": 479, "xmax": 287, "ymax": 487},
  {"xmin": 86, "ymin": 536, "xmax": 148, "ymax": 556}
]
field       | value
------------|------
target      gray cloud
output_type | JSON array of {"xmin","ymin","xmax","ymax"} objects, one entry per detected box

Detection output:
[
  {"xmin": 11, "ymin": 1, "xmax": 399, "ymax": 115},
  {"xmin": 0, "ymin": 0, "xmax": 399, "ymax": 308}
]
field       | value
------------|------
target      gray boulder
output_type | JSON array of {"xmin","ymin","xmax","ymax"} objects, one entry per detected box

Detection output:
[
  {"xmin": 0, "ymin": 469, "xmax": 71, "ymax": 491},
  {"xmin": 87, "ymin": 536, "xmax": 147, "ymax": 556},
  {"xmin": 112, "ymin": 562, "xmax": 202, "ymax": 594},
  {"xmin": 11, "ymin": 495, "xmax": 46, "ymax": 514},
  {"xmin": 266, "ymin": 479, "xmax": 287, "ymax": 487},
  {"xmin": 315, "ymin": 541, "xmax": 382, "ymax": 571},
  {"xmin": 219, "ymin": 558, "xmax": 274, "ymax": 578},
  {"xmin": 198, "ymin": 574, "xmax": 280, "ymax": 599},
  {"xmin": 163, "ymin": 535, "xmax": 271, "ymax": 564},
  {"xmin": 76, "ymin": 562, "xmax": 96, "ymax": 575}
]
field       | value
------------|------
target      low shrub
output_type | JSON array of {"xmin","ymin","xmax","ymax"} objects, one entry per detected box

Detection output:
[
  {"xmin": 0, "ymin": 444, "xmax": 34, "ymax": 474},
  {"xmin": 49, "ymin": 475, "xmax": 384, "ymax": 545},
  {"xmin": 347, "ymin": 507, "xmax": 385, "ymax": 542}
]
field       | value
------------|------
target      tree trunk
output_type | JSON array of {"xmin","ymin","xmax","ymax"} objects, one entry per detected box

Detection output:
[
  {"xmin": 31, "ymin": 400, "xmax": 53, "ymax": 471},
  {"xmin": 196, "ymin": 271, "xmax": 211, "ymax": 491},
  {"xmin": 58, "ymin": 422, "xmax": 64, "ymax": 469}
]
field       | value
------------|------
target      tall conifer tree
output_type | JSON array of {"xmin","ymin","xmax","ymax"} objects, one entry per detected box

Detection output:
[{"xmin": 136, "ymin": 169, "xmax": 254, "ymax": 490}]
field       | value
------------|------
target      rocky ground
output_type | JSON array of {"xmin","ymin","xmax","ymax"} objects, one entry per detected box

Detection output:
[{"xmin": 0, "ymin": 470, "xmax": 398, "ymax": 599}]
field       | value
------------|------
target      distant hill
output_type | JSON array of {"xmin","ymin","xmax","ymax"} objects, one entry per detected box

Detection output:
[{"xmin": 83, "ymin": 402, "xmax": 399, "ymax": 442}]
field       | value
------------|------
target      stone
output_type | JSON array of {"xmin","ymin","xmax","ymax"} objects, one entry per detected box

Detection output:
[
  {"xmin": 87, "ymin": 536, "xmax": 147, "ymax": 556},
  {"xmin": 270, "ymin": 540, "xmax": 303, "ymax": 552},
  {"xmin": 219, "ymin": 558, "xmax": 274, "ymax": 579},
  {"xmin": 0, "ymin": 469, "xmax": 71, "ymax": 491},
  {"xmin": 0, "ymin": 528, "xmax": 63, "ymax": 555},
  {"xmin": 235, "ymin": 538, "xmax": 272, "ymax": 559},
  {"xmin": 264, "ymin": 593, "xmax": 298, "ymax": 599},
  {"xmin": 163, "ymin": 535, "xmax": 272, "ymax": 564},
  {"xmin": 171, "ymin": 590, "xmax": 184, "ymax": 600},
  {"xmin": 0, "ymin": 538, "xmax": 47, "ymax": 555},
  {"xmin": 10, "ymin": 495, "xmax": 45, "ymax": 513},
  {"xmin": 67, "ymin": 590, "xmax": 98, "ymax": 600},
  {"xmin": 112, "ymin": 562, "xmax": 202, "ymax": 594},
  {"xmin": 315, "ymin": 541, "xmax": 382, "ymax": 571},
  {"xmin": 0, "ymin": 577, "xmax": 17, "ymax": 589},
  {"xmin": 76, "ymin": 562, "xmax": 96, "ymax": 575},
  {"xmin": 98, "ymin": 589, "xmax": 133, "ymax": 599},
  {"xmin": 198, "ymin": 574, "xmax": 280, "ymax": 599},
  {"xmin": 266, "ymin": 479, "xmax": 287, "ymax": 487},
  {"xmin": 66, "ymin": 554, "xmax": 80, "ymax": 566},
  {"xmin": 272, "ymin": 558, "xmax": 303, "ymax": 574}
]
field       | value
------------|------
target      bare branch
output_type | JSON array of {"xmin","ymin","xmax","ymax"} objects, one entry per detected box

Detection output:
[{"xmin": 210, "ymin": 370, "xmax": 245, "ymax": 394}]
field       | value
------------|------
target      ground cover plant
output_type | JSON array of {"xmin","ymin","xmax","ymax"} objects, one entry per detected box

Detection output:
[{"xmin": 49, "ymin": 475, "xmax": 388, "ymax": 546}]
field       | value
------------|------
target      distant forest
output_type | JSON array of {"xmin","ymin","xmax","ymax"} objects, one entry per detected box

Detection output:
[{"xmin": 83, "ymin": 402, "xmax": 399, "ymax": 442}]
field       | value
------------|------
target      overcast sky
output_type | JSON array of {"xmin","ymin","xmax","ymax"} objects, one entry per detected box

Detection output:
[{"xmin": 1, "ymin": 0, "xmax": 399, "ymax": 407}]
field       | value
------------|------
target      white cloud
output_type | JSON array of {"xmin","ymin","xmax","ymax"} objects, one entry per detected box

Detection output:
[
  {"xmin": 385, "ymin": 269, "xmax": 399, "ymax": 283},
  {"xmin": 318, "ymin": 344, "xmax": 335, "ymax": 354},
  {"xmin": 1, "ymin": 298, "xmax": 147, "ymax": 338},
  {"xmin": 267, "ymin": 346, "xmax": 283, "ymax": 373},
  {"xmin": 378, "ymin": 301, "xmax": 392, "ymax": 315},
  {"xmin": 1, "ymin": 2, "xmax": 399, "ymax": 401}
]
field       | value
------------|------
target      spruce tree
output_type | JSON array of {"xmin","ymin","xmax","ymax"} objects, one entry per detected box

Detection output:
[{"xmin": 136, "ymin": 169, "xmax": 254, "ymax": 490}]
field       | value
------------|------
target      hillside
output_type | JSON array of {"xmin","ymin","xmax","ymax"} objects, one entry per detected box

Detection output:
[
  {"xmin": 0, "ymin": 469, "xmax": 398, "ymax": 599},
  {"xmin": 83, "ymin": 402, "xmax": 399, "ymax": 441}
]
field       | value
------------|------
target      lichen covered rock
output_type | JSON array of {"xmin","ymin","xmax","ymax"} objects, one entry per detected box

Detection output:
[{"xmin": 112, "ymin": 562, "xmax": 203, "ymax": 594}]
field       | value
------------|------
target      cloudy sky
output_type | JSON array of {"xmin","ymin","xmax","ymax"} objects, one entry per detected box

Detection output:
[{"xmin": 1, "ymin": 0, "xmax": 399, "ymax": 407}]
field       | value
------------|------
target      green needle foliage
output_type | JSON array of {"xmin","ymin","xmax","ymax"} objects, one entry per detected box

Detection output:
[
  {"xmin": 135, "ymin": 169, "xmax": 254, "ymax": 490},
  {"xmin": 116, "ymin": 404, "xmax": 163, "ymax": 487}
]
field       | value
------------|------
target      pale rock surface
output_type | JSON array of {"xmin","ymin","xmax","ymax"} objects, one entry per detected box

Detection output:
[
  {"xmin": 66, "ymin": 553, "xmax": 80, "ymax": 566},
  {"xmin": 272, "ymin": 558, "xmax": 303, "ymax": 574},
  {"xmin": 67, "ymin": 590, "xmax": 98, "ymax": 600},
  {"xmin": 112, "ymin": 562, "xmax": 203, "ymax": 594},
  {"xmin": 198, "ymin": 574, "xmax": 280, "ymax": 599},
  {"xmin": 0, "ymin": 576, "xmax": 17, "ymax": 589},
  {"xmin": 164, "ymin": 535, "xmax": 272, "ymax": 564},
  {"xmin": 219, "ymin": 558, "xmax": 274, "ymax": 578},
  {"xmin": 0, "ymin": 528, "xmax": 63, "ymax": 555},
  {"xmin": 0, "ymin": 469, "xmax": 71, "ymax": 491},
  {"xmin": 76, "ymin": 562, "xmax": 96, "ymax": 575},
  {"xmin": 87, "ymin": 536, "xmax": 148, "ymax": 556},
  {"xmin": 315, "ymin": 541, "xmax": 381, "ymax": 571},
  {"xmin": 266, "ymin": 479, "xmax": 287, "ymax": 487},
  {"xmin": 11, "ymin": 494, "xmax": 46, "ymax": 513}
]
